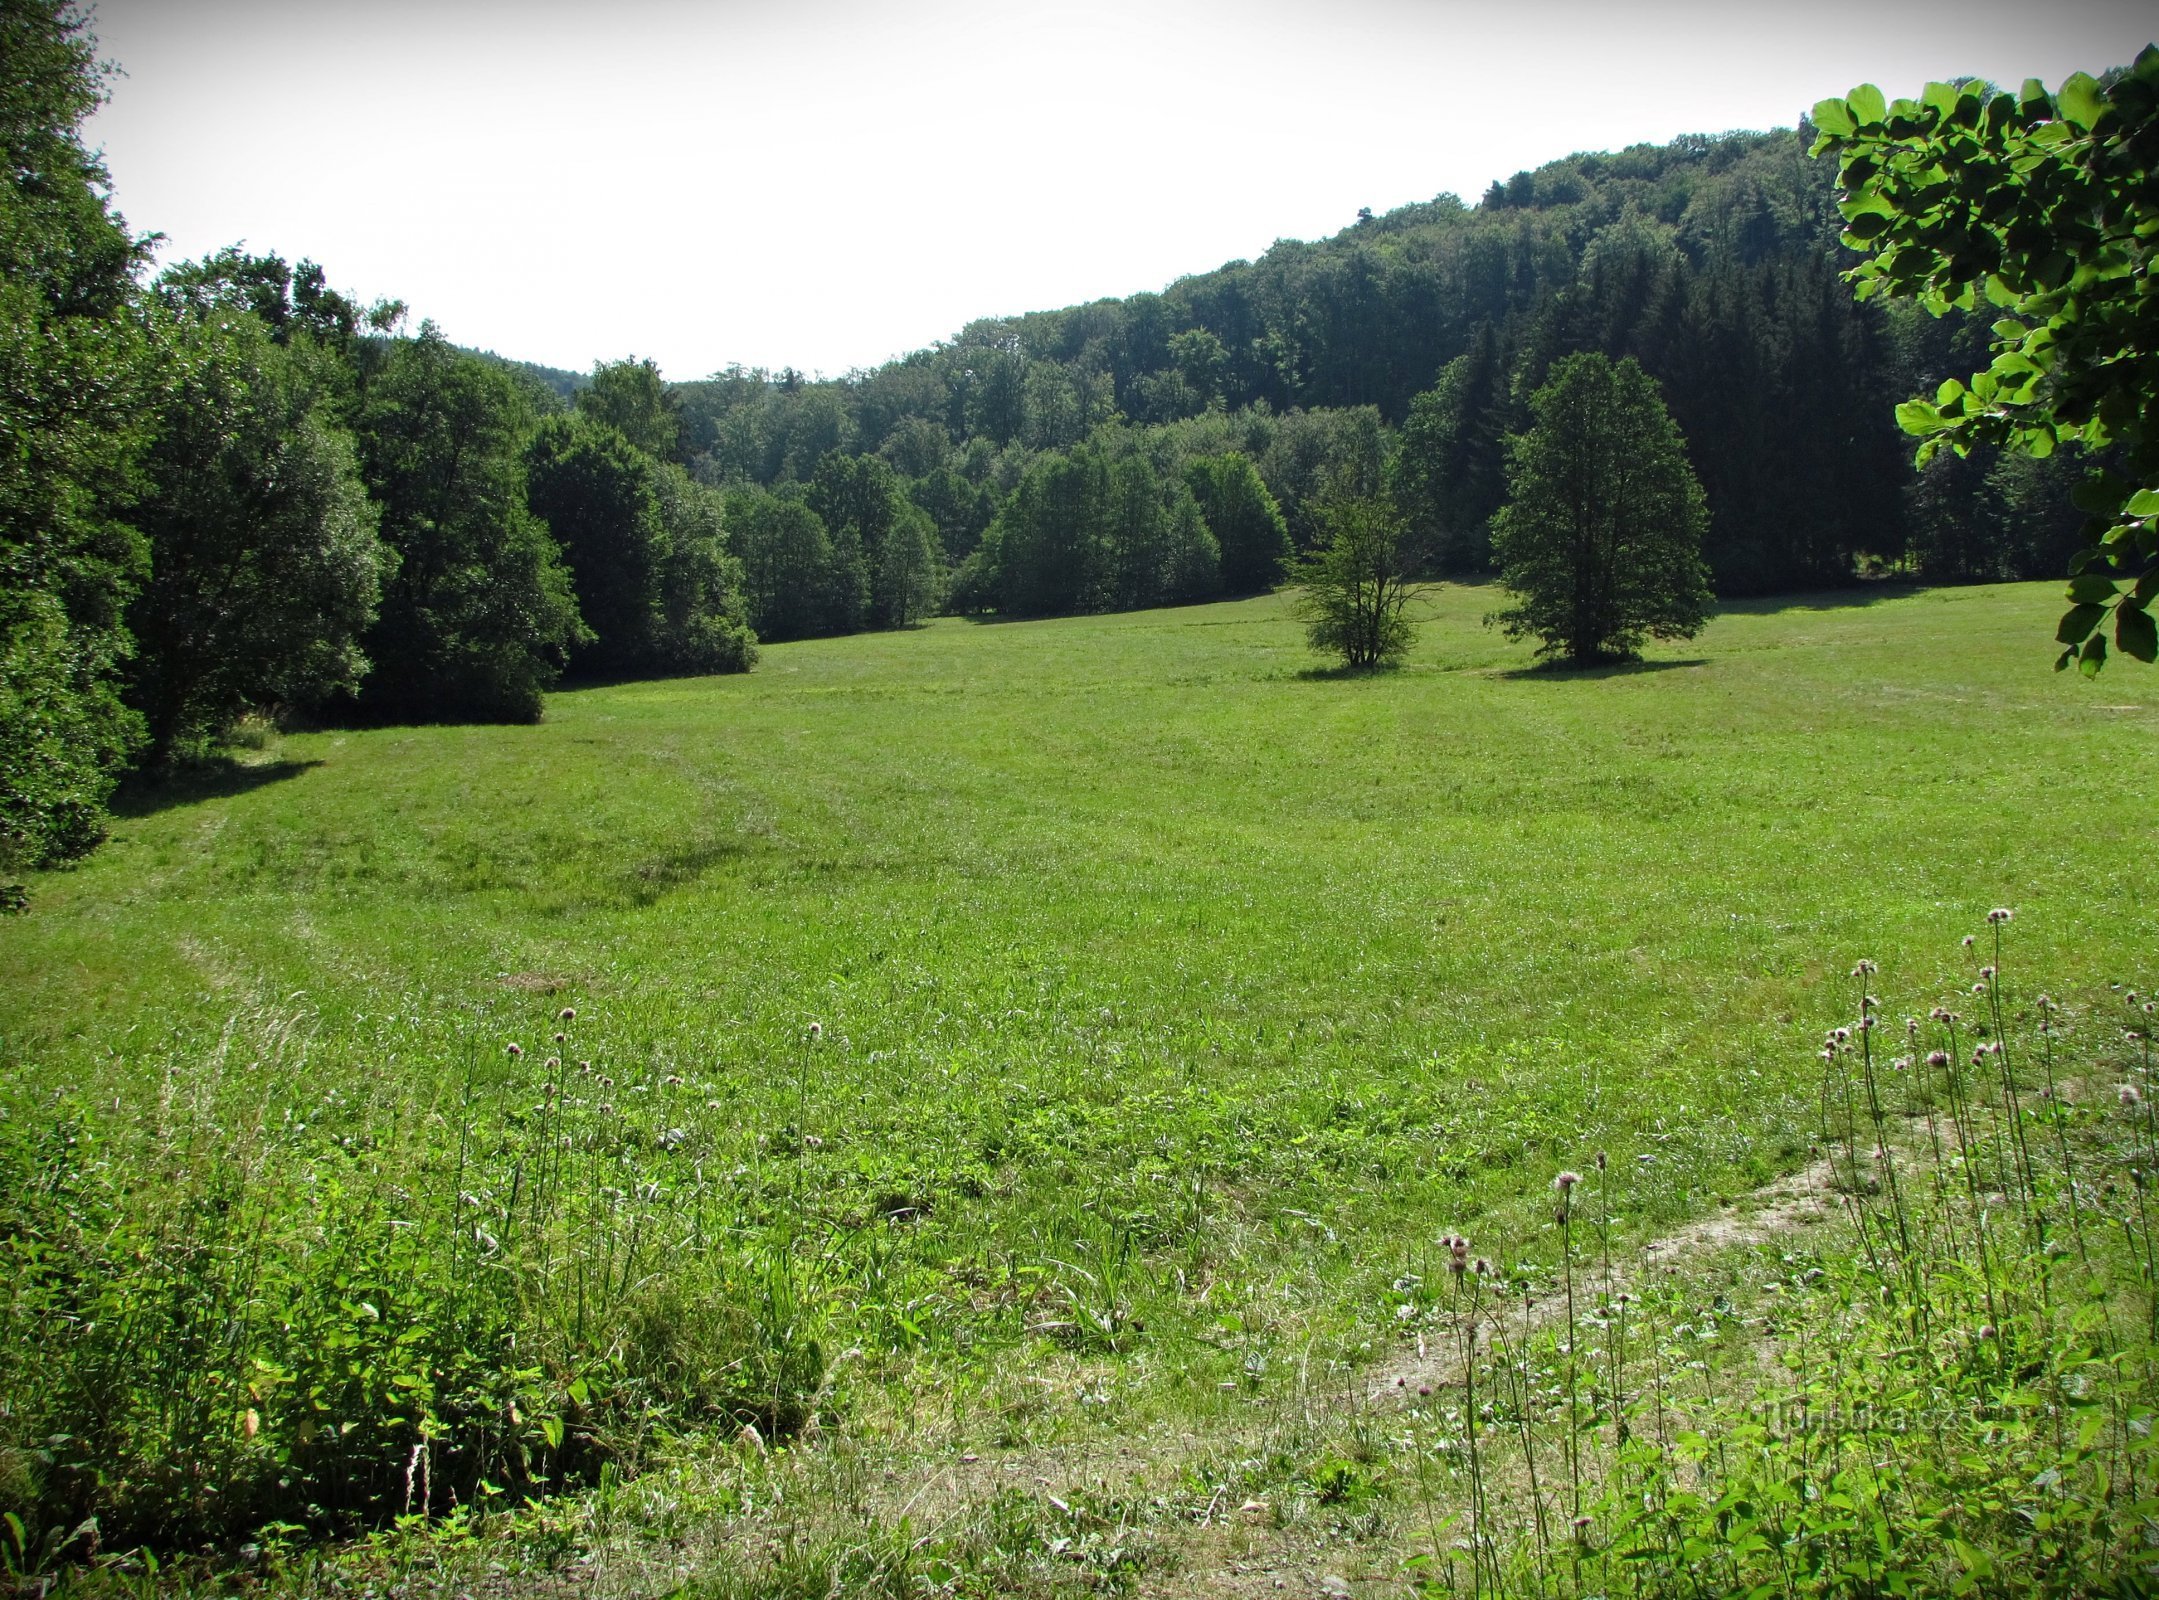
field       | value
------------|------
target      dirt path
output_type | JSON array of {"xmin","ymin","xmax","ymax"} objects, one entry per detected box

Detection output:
[{"xmin": 1368, "ymin": 1155, "xmax": 1846, "ymax": 1403}]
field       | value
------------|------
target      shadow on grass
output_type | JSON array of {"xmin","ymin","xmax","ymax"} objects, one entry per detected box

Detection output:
[
  {"xmin": 1294, "ymin": 661, "xmax": 1407, "ymax": 682},
  {"xmin": 1714, "ymin": 583, "xmax": 1919, "ymax": 616},
  {"xmin": 1495, "ymin": 657, "xmax": 1708, "ymax": 682},
  {"xmin": 111, "ymin": 758, "xmax": 322, "ymax": 819}
]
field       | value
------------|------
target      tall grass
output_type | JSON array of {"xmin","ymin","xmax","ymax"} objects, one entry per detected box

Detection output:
[{"xmin": 0, "ymin": 1006, "xmax": 829, "ymax": 1553}]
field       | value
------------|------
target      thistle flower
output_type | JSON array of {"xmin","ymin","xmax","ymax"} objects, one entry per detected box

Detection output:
[
  {"xmin": 1972, "ymin": 983, "xmax": 1987, "ymax": 995},
  {"xmin": 1852, "ymin": 959, "xmax": 1878, "ymax": 977},
  {"xmin": 1832, "ymin": 1027, "xmax": 1850, "ymax": 1045},
  {"xmin": 1926, "ymin": 1050, "xmax": 1950, "ymax": 1069},
  {"xmin": 2121, "ymin": 1084, "xmax": 2143, "ymax": 1108},
  {"xmin": 546, "ymin": 1055, "xmax": 561, "ymax": 1070},
  {"xmin": 1976, "ymin": 1323, "xmax": 1996, "ymax": 1340},
  {"xmin": 808, "ymin": 1021, "xmax": 823, "ymax": 1039},
  {"xmin": 506, "ymin": 1042, "xmax": 523, "ymax": 1058},
  {"xmin": 1930, "ymin": 1007, "xmax": 1951, "ymax": 1022},
  {"xmin": 1473, "ymin": 1257, "xmax": 1493, "ymax": 1276},
  {"xmin": 1962, "ymin": 935, "xmax": 1976, "ymax": 948},
  {"xmin": 664, "ymin": 1073, "xmax": 684, "ymax": 1087},
  {"xmin": 1987, "ymin": 908, "xmax": 2013, "ymax": 925},
  {"xmin": 553, "ymin": 1031, "xmax": 567, "ymax": 1044},
  {"xmin": 560, "ymin": 1006, "xmax": 577, "ymax": 1022},
  {"xmin": 1978, "ymin": 965, "xmax": 1996, "ymax": 981},
  {"xmin": 1595, "ymin": 1150, "xmax": 1608, "ymax": 1171}
]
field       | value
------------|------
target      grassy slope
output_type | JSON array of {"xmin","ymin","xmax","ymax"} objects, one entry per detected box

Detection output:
[{"xmin": 3, "ymin": 580, "xmax": 2155, "ymax": 1490}]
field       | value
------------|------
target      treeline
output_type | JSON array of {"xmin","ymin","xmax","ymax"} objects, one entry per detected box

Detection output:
[{"xmin": 672, "ymin": 129, "xmax": 2083, "ymax": 599}]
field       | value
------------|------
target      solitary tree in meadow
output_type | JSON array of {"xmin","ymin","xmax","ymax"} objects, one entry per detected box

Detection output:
[
  {"xmin": 1490, "ymin": 353, "xmax": 1711, "ymax": 667},
  {"xmin": 1293, "ymin": 493, "xmax": 1420, "ymax": 668}
]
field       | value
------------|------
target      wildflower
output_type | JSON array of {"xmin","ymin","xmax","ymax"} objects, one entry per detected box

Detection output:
[
  {"xmin": 553, "ymin": 1031, "xmax": 566, "ymax": 1044},
  {"xmin": 2122, "ymin": 1085, "xmax": 2143, "ymax": 1108},
  {"xmin": 1473, "ymin": 1257, "xmax": 1493, "ymax": 1276},
  {"xmin": 560, "ymin": 1006, "xmax": 577, "ymax": 1022},
  {"xmin": 664, "ymin": 1073, "xmax": 684, "ymax": 1087},
  {"xmin": 1418, "ymin": 1384, "xmax": 1431, "ymax": 1397},
  {"xmin": 1976, "ymin": 1323, "xmax": 1996, "ymax": 1340},
  {"xmin": 1595, "ymin": 1150, "xmax": 1608, "ymax": 1171},
  {"xmin": 1906, "ymin": 1017, "xmax": 1920, "ymax": 1036},
  {"xmin": 1987, "ymin": 908, "xmax": 2013, "ymax": 924},
  {"xmin": 1852, "ymin": 959, "xmax": 1878, "ymax": 977},
  {"xmin": 597, "ymin": 1074, "xmax": 614, "ymax": 1088},
  {"xmin": 1930, "ymin": 1007, "xmax": 1950, "ymax": 1022},
  {"xmin": 1832, "ymin": 1027, "xmax": 1850, "ymax": 1045},
  {"xmin": 1863, "ymin": 994, "xmax": 1879, "ymax": 1012},
  {"xmin": 1979, "ymin": 965, "xmax": 1996, "ymax": 981},
  {"xmin": 506, "ymin": 1042, "xmax": 523, "ymax": 1058},
  {"xmin": 1554, "ymin": 1170, "xmax": 1582, "ymax": 1193},
  {"xmin": 1962, "ymin": 935, "xmax": 1975, "ymax": 948},
  {"xmin": 1973, "ymin": 983, "xmax": 1987, "ymax": 995},
  {"xmin": 1926, "ymin": 1050, "xmax": 1950, "ymax": 1068},
  {"xmin": 546, "ymin": 1056, "xmax": 561, "ymax": 1070},
  {"xmin": 808, "ymin": 1020, "xmax": 823, "ymax": 1039},
  {"xmin": 1572, "ymin": 1515, "xmax": 1594, "ymax": 1532}
]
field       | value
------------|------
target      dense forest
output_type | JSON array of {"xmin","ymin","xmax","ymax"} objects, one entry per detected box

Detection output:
[{"xmin": 0, "ymin": 0, "xmax": 2090, "ymax": 889}]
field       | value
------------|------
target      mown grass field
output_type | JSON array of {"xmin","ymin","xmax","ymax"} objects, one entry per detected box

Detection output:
[{"xmin": 4, "ymin": 580, "xmax": 2157, "ymax": 1593}]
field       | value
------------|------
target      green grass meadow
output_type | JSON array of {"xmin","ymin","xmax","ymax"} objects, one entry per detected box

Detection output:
[{"xmin": 4, "ymin": 580, "xmax": 2157, "ymax": 1586}]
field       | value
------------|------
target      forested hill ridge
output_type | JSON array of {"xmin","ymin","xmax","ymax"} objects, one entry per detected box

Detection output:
[{"xmin": 673, "ymin": 125, "xmax": 2081, "ymax": 614}]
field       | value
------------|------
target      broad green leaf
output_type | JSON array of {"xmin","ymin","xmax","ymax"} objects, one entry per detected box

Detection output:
[
  {"xmin": 2056, "ymin": 602, "xmax": 2106, "ymax": 644},
  {"xmin": 1895, "ymin": 400, "xmax": 1949, "ymax": 435},
  {"xmin": 2067, "ymin": 573, "xmax": 2119, "ymax": 604},
  {"xmin": 2058, "ymin": 72, "xmax": 2106, "ymax": 129},
  {"xmin": 1811, "ymin": 98, "xmax": 1856, "ymax": 137},
  {"xmin": 2080, "ymin": 632, "xmax": 2108, "ymax": 676},
  {"xmin": 1847, "ymin": 84, "xmax": 1887, "ymax": 127},
  {"xmin": 2117, "ymin": 603, "xmax": 2158, "ymax": 663},
  {"xmin": 2126, "ymin": 489, "xmax": 2159, "ymax": 516}
]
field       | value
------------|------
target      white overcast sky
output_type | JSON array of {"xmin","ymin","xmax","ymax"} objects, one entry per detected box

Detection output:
[{"xmin": 83, "ymin": 0, "xmax": 2155, "ymax": 381}]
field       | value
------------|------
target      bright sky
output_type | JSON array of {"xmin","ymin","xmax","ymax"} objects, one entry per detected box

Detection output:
[{"xmin": 84, "ymin": 0, "xmax": 2155, "ymax": 382}]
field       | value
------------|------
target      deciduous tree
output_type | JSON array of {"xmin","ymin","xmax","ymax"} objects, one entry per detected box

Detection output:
[
  {"xmin": 1810, "ymin": 51, "xmax": 2159, "ymax": 671},
  {"xmin": 1489, "ymin": 353, "xmax": 1710, "ymax": 666}
]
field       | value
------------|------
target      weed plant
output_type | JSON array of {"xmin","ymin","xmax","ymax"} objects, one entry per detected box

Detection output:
[{"xmin": 1406, "ymin": 919, "xmax": 2159, "ymax": 1598}]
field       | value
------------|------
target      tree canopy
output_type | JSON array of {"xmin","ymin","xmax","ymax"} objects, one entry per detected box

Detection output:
[{"xmin": 1810, "ymin": 48, "xmax": 2159, "ymax": 673}]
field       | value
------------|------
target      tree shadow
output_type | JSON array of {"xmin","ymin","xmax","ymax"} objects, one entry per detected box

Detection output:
[
  {"xmin": 110, "ymin": 758, "xmax": 322, "ymax": 820},
  {"xmin": 1495, "ymin": 657, "xmax": 1708, "ymax": 682},
  {"xmin": 1714, "ymin": 583, "xmax": 1919, "ymax": 616},
  {"xmin": 1295, "ymin": 661, "xmax": 1407, "ymax": 682}
]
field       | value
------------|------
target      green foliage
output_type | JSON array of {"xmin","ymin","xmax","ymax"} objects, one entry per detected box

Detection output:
[
  {"xmin": 807, "ymin": 453, "xmax": 939, "ymax": 629},
  {"xmin": 1490, "ymin": 353, "xmax": 1712, "ymax": 666},
  {"xmin": 1388, "ymin": 326, "xmax": 1512, "ymax": 575},
  {"xmin": 960, "ymin": 440, "xmax": 1223, "ymax": 617},
  {"xmin": 724, "ymin": 484, "xmax": 856, "ymax": 642},
  {"xmin": 1811, "ymin": 49, "xmax": 2159, "ymax": 673},
  {"xmin": 1186, "ymin": 451, "xmax": 1289, "ymax": 594},
  {"xmin": 1291, "ymin": 493, "xmax": 1418, "ymax": 668},
  {"xmin": 524, "ymin": 414, "xmax": 666, "ymax": 676},
  {"xmin": 350, "ymin": 326, "xmax": 588, "ymax": 723},
  {"xmin": 128, "ymin": 295, "xmax": 387, "ymax": 762},
  {"xmin": 0, "ymin": 0, "xmax": 152, "ymax": 875},
  {"xmin": 577, "ymin": 356, "xmax": 681, "ymax": 462}
]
